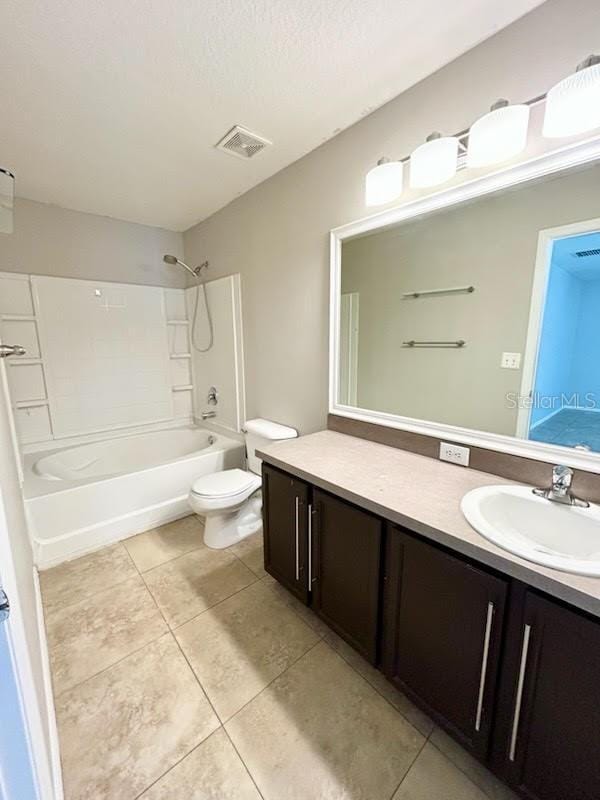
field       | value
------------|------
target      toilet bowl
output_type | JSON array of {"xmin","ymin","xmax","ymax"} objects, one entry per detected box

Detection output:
[
  {"xmin": 189, "ymin": 468, "xmax": 263, "ymax": 549},
  {"xmin": 189, "ymin": 418, "xmax": 297, "ymax": 549}
]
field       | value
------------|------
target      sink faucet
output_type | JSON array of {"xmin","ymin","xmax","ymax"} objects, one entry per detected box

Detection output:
[{"xmin": 533, "ymin": 465, "xmax": 589, "ymax": 508}]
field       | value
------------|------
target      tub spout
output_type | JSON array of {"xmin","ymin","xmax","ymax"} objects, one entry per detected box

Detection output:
[{"xmin": 201, "ymin": 410, "xmax": 217, "ymax": 421}]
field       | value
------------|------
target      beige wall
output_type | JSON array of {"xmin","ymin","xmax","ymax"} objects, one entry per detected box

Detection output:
[
  {"xmin": 0, "ymin": 198, "xmax": 185, "ymax": 288},
  {"xmin": 341, "ymin": 164, "xmax": 600, "ymax": 436},
  {"xmin": 184, "ymin": 0, "xmax": 600, "ymax": 434}
]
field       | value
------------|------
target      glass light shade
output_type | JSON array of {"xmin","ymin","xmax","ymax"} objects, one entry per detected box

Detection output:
[
  {"xmin": 365, "ymin": 160, "xmax": 404, "ymax": 206},
  {"xmin": 0, "ymin": 169, "xmax": 14, "ymax": 235},
  {"xmin": 409, "ymin": 136, "xmax": 458, "ymax": 189},
  {"xmin": 543, "ymin": 62, "xmax": 600, "ymax": 137},
  {"xmin": 467, "ymin": 103, "xmax": 530, "ymax": 167}
]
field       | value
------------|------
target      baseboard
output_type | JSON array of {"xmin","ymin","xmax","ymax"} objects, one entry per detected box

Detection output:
[
  {"xmin": 35, "ymin": 496, "xmax": 195, "ymax": 570},
  {"xmin": 32, "ymin": 569, "xmax": 64, "ymax": 800},
  {"xmin": 529, "ymin": 406, "xmax": 563, "ymax": 430}
]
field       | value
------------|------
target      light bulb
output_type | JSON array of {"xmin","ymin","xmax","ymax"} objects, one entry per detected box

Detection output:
[
  {"xmin": 467, "ymin": 100, "xmax": 530, "ymax": 167},
  {"xmin": 543, "ymin": 56, "xmax": 600, "ymax": 138},
  {"xmin": 365, "ymin": 158, "xmax": 404, "ymax": 206},
  {"xmin": 409, "ymin": 133, "xmax": 459, "ymax": 189}
]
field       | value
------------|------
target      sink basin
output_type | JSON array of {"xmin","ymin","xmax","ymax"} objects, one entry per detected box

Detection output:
[{"xmin": 461, "ymin": 485, "xmax": 600, "ymax": 577}]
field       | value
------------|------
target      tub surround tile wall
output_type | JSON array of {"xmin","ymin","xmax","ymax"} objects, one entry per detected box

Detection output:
[
  {"xmin": 34, "ymin": 276, "xmax": 174, "ymax": 438},
  {"xmin": 0, "ymin": 270, "xmax": 195, "ymax": 445},
  {"xmin": 258, "ymin": 430, "xmax": 600, "ymax": 619},
  {"xmin": 186, "ymin": 273, "xmax": 245, "ymax": 434},
  {"xmin": 0, "ymin": 271, "xmax": 53, "ymax": 444}
]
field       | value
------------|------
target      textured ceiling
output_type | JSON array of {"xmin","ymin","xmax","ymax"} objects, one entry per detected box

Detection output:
[{"xmin": 0, "ymin": 0, "xmax": 544, "ymax": 231}]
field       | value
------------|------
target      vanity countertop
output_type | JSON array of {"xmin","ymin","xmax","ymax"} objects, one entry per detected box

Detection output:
[{"xmin": 258, "ymin": 430, "xmax": 600, "ymax": 619}]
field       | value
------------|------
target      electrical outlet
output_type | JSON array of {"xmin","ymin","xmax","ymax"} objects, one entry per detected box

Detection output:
[
  {"xmin": 439, "ymin": 441, "xmax": 470, "ymax": 467},
  {"xmin": 501, "ymin": 352, "xmax": 521, "ymax": 369}
]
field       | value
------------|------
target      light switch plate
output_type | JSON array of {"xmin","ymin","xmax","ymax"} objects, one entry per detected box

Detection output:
[
  {"xmin": 439, "ymin": 441, "xmax": 470, "ymax": 467},
  {"xmin": 501, "ymin": 352, "xmax": 521, "ymax": 369}
]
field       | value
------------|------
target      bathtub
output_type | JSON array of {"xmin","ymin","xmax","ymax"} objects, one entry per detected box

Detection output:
[{"xmin": 24, "ymin": 425, "xmax": 245, "ymax": 569}]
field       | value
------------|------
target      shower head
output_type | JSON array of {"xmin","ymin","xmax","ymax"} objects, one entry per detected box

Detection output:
[{"xmin": 163, "ymin": 254, "xmax": 207, "ymax": 277}]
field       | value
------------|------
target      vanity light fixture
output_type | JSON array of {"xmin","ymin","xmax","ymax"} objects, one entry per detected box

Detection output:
[
  {"xmin": 0, "ymin": 168, "xmax": 15, "ymax": 234},
  {"xmin": 409, "ymin": 133, "xmax": 459, "ymax": 189},
  {"xmin": 362, "ymin": 52, "xmax": 600, "ymax": 207},
  {"xmin": 467, "ymin": 100, "xmax": 530, "ymax": 168},
  {"xmin": 543, "ymin": 55, "xmax": 600, "ymax": 138},
  {"xmin": 365, "ymin": 158, "xmax": 404, "ymax": 206}
]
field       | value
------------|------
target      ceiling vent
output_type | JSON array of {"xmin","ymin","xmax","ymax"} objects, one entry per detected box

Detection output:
[
  {"xmin": 215, "ymin": 125, "xmax": 272, "ymax": 160},
  {"xmin": 574, "ymin": 248, "xmax": 600, "ymax": 258}
]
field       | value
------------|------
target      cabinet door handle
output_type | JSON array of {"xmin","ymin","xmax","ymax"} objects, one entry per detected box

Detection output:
[
  {"xmin": 307, "ymin": 503, "xmax": 313, "ymax": 590},
  {"xmin": 475, "ymin": 601, "xmax": 495, "ymax": 732},
  {"xmin": 294, "ymin": 496, "xmax": 300, "ymax": 581},
  {"xmin": 509, "ymin": 623, "xmax": 532, "ymax": 762}
]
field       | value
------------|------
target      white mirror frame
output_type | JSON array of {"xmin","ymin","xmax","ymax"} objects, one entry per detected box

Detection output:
[{"xmin": 329, "ymin": 136, "xmax": 600, "ymax": 474}]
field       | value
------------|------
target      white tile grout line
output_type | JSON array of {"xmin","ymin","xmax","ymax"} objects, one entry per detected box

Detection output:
[
  {"xmin": 52, "ymin": 629, "xmax": 171, "ymax": 702},
  {"xmin": 47, "ymin": 528, "xmax": 502, "ymax": 800},
  {"xmin": 386, "ymin": 735, "xmax": 430, "ymax": 800},
  {"xmin": 130, "ymin": 536, "xmax": 268, "ymax": 799},
  {"xmin": 426, "ymin": 737, "xmax": 512, "ymax": 800},
  {"xmin": 46, "ymin": 534, "xmax": 261, "ymax": 697},
  {"xmin": 40, "ymin": 542, "xmax": 142, "ymax": 616},
  {"xmin": 45, "ymin": 528, "xmax": 270, "ymax": 795},
  {"xmin": 129, "ymin": 531, "xmax": 502, "ymax": 800},
  {"xmin": 138, "ymin": 571, "xmax": 269, "ymax": 797}
]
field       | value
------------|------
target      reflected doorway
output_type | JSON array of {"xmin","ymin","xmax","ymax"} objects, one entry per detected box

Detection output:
[{"xmin": 520, "ymin": 222, "xmax": 600, "ymax": 452}]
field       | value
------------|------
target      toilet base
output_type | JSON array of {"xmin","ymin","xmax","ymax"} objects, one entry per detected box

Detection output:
[{"xmin": 203, "ymin": 492, "xmax": 262, "ymax": 549}]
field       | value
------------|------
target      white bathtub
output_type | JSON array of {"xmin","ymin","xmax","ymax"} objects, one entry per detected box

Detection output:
[{"xmin": 24, "ymin": 425, "xmax": 245, "ymax": 569}]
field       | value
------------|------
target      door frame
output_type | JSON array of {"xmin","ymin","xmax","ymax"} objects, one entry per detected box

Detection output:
[
  {"xmin": 0, "ymin": 359, "xmax": 62, "ymax": 799},
  {"xmin": 516, "ymin": 216, "xmax": 600, "ymax": 438}
]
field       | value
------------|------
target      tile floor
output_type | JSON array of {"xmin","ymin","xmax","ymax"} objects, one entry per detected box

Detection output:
[
  {"xmin": 40, "ymin": 515, "xmax": 517, "ymax": 800},
  {"xmin": 529, "ymin": 407, "xmax": 600, "ymax": 451}
]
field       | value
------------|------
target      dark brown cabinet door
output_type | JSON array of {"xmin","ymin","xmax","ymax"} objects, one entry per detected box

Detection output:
[
  {"xmin": 262, "ymin": 464, "xmax": 310, "ymax": 603},
  {"xmin": 505, "ymin": 591, "xmax": 600, "ymax": 800},
  {"xmin": 382, "ymin": 526, "xmax": 507, "ymax": 758},
  {"xmin": 311, "ymin": 489, "xmax": 382, "ymax": 664}
]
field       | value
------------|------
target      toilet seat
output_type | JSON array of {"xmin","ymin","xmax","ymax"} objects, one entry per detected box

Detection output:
[{"xmin": 191, "ymin": 468, "xmax": 261, "ymax": 501}]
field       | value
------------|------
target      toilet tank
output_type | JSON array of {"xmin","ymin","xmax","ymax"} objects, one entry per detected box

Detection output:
[{"xmin": 244, "ymin": 418, "xmax": 297, "ymax": 475}]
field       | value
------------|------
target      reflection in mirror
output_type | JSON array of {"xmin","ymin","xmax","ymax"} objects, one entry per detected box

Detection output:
[{"xmin": 338, "ymin": 162, "xmax": 600, "ymax": 453}]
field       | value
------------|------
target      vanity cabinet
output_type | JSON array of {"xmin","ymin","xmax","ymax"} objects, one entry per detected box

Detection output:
[
  {"xmin": 382, "ymin": 525, "xmax": 507, "ymax": 758},
  {"xmin": 503, "ymin": 591, "xmax": 600, "ymax": 800},
  {"xmin": 262, "ymin": 464, "xmax": 310, "ymax": 602},
  {"xmin": 311, "ymin": 489, "xmax": 382, "ymax": 663},
  {"xmin": 262, "ymin": 463, "xmax": 600, "ymax": 800},
  {"xmin": 262, "ymin": 466, "xmax": 382, "ymax": 663}
]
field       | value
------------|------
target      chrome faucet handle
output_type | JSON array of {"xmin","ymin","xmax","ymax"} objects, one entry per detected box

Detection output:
[
  {"xmin": 533, "ymin": 464, "xmax": 589, "ymax": 507},
  {"xmin": 552, "ymin": 464, "xmax": 573, "ymax": 495}
]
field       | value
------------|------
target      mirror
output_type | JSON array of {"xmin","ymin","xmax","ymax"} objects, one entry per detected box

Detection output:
[{"xmin": 335, "ymin": 159, "xmax": 600, "ymax": 455}]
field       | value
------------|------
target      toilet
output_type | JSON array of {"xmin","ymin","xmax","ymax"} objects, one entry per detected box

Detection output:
[{"xmin": 189, "ymin": 418, "xmax": 297, "ymax": 549}]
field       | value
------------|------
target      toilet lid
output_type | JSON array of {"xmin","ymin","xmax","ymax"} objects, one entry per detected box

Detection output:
[{"xmin": 191, "ymin": 468, "xmax": 260, "ymax": 498}]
